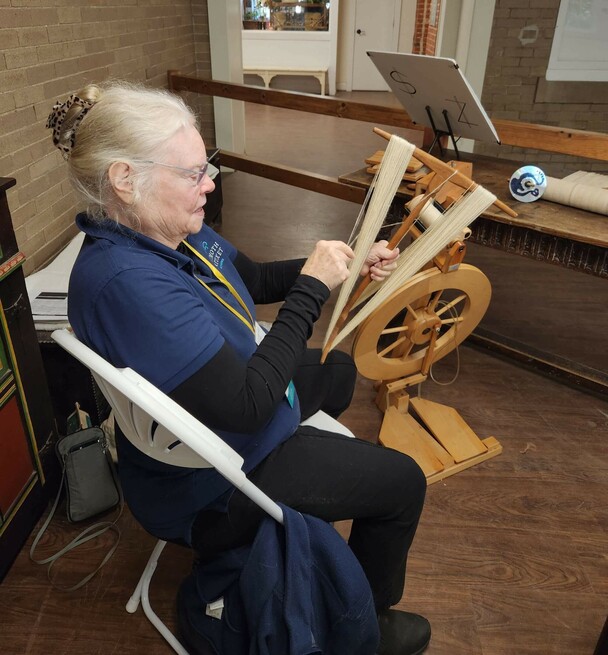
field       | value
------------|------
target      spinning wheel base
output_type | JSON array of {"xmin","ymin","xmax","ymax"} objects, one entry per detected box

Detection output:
[{"xmin": 378, "ymin": 397, "xmax": 502, "ymax": 484}]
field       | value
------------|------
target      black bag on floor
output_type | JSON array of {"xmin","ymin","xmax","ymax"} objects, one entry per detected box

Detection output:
[
  {"xmin": 30, "ymin": 418, "xmax": 122, "ymax": 590},
  {"xmin": 56, "ymin": 427, "xmax": 120, "ymax": 522}
]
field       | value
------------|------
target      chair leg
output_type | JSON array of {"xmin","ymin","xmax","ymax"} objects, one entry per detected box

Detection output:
[
  {"xmin": 126, "ymin": 539, "xmax": 166, "ymax": 613},
  {"xmin": 126, "ymin": 539, "xmax": 190, "ymax": 655}
]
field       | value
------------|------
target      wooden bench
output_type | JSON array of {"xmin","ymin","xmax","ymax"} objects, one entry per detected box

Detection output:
[{"xmin": 244, "ymin": 67, "xmax": 327, "ymax": 95}]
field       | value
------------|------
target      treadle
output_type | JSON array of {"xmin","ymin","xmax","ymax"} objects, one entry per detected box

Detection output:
[
  {"xmin": 378, "ymin": 400, "xmax": 502, "ymax": 485},
  {"xmin": 379, "ymin": 406, "xmax": 451, "ymax": 476},
  {"xmin": 410, "ymin": 396, "xmax": 486, "ymax": 462}
]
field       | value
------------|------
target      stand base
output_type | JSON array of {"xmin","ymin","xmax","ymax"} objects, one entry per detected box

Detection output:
[{"xmin": 378, "ymin": 397, "xmax": 502, "ymax": 484}]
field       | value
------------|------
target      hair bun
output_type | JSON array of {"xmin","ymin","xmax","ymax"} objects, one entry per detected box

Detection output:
[{"xmin": 46, "ymin": 94, "xmax": 95, "ymax": 159}]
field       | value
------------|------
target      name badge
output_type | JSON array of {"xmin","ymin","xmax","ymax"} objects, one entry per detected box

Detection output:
[
  {"xmin": 285, "ymin": 380, "xmax": 296, "ymax": 408},
  {"xmin": 254, "ymin": 322, "xmax": 268, "ymax": 345}
]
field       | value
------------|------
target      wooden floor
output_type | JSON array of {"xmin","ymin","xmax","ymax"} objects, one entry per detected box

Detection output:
[{"xmin": 1, "ymin": 92, "xmax": 606, "ymax": 655}]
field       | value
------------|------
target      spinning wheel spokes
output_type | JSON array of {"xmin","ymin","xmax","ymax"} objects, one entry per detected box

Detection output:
[
  {"xmin": 380, "ymin": 325, "xmax": 410, "ymax": 335},
  {"xmin": 352, "ymin": 264, "xmax": 491, "ymax": 382},
  {"xmin": 378, "ymin": 335, "xmax": 411, "ymax": 358},
  {"xmin": 436, "ymin": 293, "xmax": 468, "ymax": 316}
]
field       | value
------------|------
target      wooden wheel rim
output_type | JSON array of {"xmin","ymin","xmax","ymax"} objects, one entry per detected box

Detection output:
[{"xmin": 352, "ymin": 264, "xmax": 491, "ymax": 381}]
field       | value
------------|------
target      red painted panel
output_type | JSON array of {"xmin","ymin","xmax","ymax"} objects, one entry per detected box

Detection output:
[{"xmin": 0, "ymin": 395, "xmax": 34, "ymax": 515}]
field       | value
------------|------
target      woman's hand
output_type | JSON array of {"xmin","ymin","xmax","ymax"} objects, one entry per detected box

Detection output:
[
  {"xmin": 360, "ymin": 240, "xmax": 400, "ymax": 281},
  {"xmin": 301, "ymin": 240, "xmax": 354, "ymax": 291}
]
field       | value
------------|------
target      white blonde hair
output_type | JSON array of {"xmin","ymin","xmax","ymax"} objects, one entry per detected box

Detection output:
[{"xmin": 51, "ymin": 81, "xmax": 198, "ymax": 220}]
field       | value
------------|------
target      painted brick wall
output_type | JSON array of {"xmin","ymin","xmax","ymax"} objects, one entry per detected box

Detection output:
[
  {"xmin": 476, "ymin": 0, "xmax": 608, "ymax": 175},
  {"xmin": 0, "ymin": 0, "xmax": 213, "ymax": 275}
]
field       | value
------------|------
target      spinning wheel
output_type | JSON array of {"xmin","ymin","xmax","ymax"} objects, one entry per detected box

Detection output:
[
  {"xmin": 322, "ymin": 128, "xmax": 506, "ymax": 483},
  {"xmin": 351, "ymin": 262, "xmax": 501, "ymax": 484},
  {"xmin": 351, "ymin": 263, "xmax": 501, "ymax": 484},
  {"xmin": 352, "ymin": 264, "xmax": 491, "ymax": 382}
]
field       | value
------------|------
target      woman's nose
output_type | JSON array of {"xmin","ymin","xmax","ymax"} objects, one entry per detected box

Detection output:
[{"xmin": 200, "ymin": 174, "xmax": 215, "ymax": 195}]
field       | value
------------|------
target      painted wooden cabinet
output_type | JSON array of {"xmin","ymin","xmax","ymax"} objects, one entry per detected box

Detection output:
[{"xmin": 0, "ymin": 177, "xmax": 58, "ymax": 581}]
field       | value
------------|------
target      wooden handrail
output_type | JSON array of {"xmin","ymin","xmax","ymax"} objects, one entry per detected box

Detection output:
[
  {"xmin": 169, "ymin": 72, "xmax": 420, "ymax": 131},
  {"xmin": 219, "ymin": 151, "xmax": 367, "ymax": 204},
  {"xmin": 168, "ymin": 71, "xmax": 608, "ymax": 162},
  {"xmin": 495, "ymin": 119, "xmax": 608, "ymax": 161}
]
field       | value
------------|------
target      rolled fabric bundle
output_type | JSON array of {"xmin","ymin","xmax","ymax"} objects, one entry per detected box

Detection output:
[
  {"xmin": 563, "ymin": 171, "xmax": 608, "ymax": 187},
  {"xmin": 543, "ymin": 176, "xmax": 608, "ymax": 215}
]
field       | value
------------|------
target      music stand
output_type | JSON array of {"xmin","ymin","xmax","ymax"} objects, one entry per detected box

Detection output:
[{"xmin": 367, "ymin": 51, "xmax": 500, "ymax": 158}]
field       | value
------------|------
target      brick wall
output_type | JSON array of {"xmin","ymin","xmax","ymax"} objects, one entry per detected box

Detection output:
[
  {"xmin": 0, "ymin": 0, "xmax": 213, "ymax": 275},
  {"xmin": 413, "ymin": 0, "xmax": 441, "ymax": 56},
  {"xmin": 476, "ymin": 0, "xmax": 608, "ymax": 175}
]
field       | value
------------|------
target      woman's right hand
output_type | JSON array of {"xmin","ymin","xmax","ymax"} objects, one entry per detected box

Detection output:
[{"xmin": 300, "ymin": 240, "xmax": 354, "ymax": 291}]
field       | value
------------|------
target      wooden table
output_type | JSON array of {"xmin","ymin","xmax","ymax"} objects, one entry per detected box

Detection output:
[
  {"xmin": 339, "ymin": 156, "xmax": 608, "ymax": 393},
  {"xmin": 339, "ymin": 153, "xmax": 608, "ymax": 278}
]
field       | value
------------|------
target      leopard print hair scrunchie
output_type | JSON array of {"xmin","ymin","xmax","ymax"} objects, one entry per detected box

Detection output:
[{"xmin": 46, "ymin": 94, "xmax": 94, "ymax": 159}]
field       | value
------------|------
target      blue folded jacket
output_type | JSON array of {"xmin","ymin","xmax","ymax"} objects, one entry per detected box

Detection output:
[{"xmin": 179, "ymin": 503, "xmax": 380, "ymax": 655}]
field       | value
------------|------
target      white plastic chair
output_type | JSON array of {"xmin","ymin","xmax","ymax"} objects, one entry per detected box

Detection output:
[{"xmin": 51, "ymin": 328, "xmax": 354, "ymax": 654}]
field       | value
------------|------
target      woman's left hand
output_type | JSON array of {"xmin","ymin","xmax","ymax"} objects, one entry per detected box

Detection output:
[{"xmin": 360, "ymin": 240, "xmax": 400, "ymax": 281}]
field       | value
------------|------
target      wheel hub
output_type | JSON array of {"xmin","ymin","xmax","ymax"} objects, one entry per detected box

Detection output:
[{"xmin": 407, "ymin": 311, "xmax": 441, "ymax": 345}]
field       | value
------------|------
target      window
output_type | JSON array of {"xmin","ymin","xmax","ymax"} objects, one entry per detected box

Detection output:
[
  {"xmin": 242, "ymin": 1, "xmax": 330, "ymax": 32},
  {"xmin": 546, "ymin": 0, "xmax": 608, "ymax": 81}
]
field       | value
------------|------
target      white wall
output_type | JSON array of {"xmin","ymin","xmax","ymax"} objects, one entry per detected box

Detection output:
[
  {"xmin": 242, "ymin": 31, "xmax": 333, "ymax": 69},
  {"xmin": 437, "ymin": 0, "xmax": 496, "ymax": 152},
  {"xmin": 208, "ymin": 0, "xmax": 246, "ymax": 153},
  {"xmin": 336, "ymin": 0, "xmax": 354, "ymax": 90},
  {"xmin": 398, "ymin": 0, "xmax": 417, "ymax": 53}
]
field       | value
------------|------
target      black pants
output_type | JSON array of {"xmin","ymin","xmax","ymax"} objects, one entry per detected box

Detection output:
[
  {"xmin": 293, "ymin": 347, "xmax": 358, "ymax": 421},
  {"xmin": 191, "ymin": 349, "xmax": 426, "ymax": 611}
]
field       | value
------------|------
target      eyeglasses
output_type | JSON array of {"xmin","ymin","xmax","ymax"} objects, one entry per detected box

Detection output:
[{"xmin": 143, "ymin": 158, "xmax": 211, "ymax": 186}]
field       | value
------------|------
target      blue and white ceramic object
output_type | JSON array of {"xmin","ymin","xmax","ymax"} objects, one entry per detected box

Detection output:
[{"xmin": 509, "ymin": 166, "xmax": 547, "ymax": 203}]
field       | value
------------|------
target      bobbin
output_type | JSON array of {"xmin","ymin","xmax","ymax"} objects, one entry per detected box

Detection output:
[{"xmin": 408, "ymin": 194, "xmax": 472, "ymax": 243}]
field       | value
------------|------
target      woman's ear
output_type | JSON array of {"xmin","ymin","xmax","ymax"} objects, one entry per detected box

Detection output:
[{"xmin": 108, "ymin": 162, "xmax": 134, "ymax": 204}]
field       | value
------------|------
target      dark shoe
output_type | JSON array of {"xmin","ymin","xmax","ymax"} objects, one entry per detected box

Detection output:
[{"xmin": 376, "ymin": 609, "xmax": 431, "ymax": 655}]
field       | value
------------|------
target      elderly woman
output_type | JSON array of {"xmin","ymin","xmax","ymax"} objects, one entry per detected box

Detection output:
[{"xmin": 47, "ymin": 82, "xmax": 429, "ymax": 655}]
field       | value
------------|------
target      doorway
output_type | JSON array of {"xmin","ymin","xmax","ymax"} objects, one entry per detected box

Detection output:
[{"xmin": 351, "ymin": 0, "xmax": 401, "ymax": 90}]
